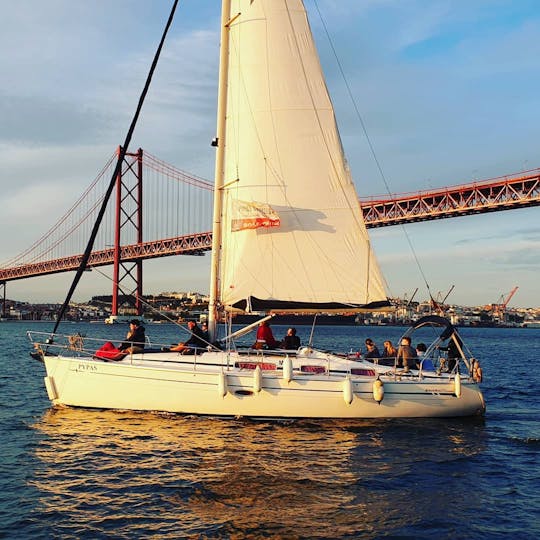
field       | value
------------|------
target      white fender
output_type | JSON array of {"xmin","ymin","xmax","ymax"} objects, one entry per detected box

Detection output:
[
  {"xmin": 44, "ymin": 376, "xmax": 58, "ymax": 400},
  {"xmin": 454, "ymin": 374, "xmax": 462, "ymax": 398},
  {"xmin": 342, "ymin": 377, "xmax": 353, "ymax": 405},
  {"xmin": 282, "ymin": 356, "xmax": 293, "ymax": 383},
  {"xmin": 372, "ymin": 378, "xmax": 384, "ymax": 403},
  {"xmin": 218, "ymin": 371, "xmax": 228, "ymax": 397},
  {"xmin": 253, "ymin": 365, "xmax": 262, "ymax": 393}
]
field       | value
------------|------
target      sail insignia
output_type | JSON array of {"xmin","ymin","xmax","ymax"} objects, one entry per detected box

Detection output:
[{"xmin": 231, "ymin": 200, "xmax": 281, "ymax": 231}]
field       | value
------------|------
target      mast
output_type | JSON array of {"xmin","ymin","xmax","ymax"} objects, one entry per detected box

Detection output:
[{"xmin": 208, "ymin": 0, "xmax": 233, "ymax": 342}]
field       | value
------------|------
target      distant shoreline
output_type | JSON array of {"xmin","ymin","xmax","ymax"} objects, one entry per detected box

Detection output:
[{"xmin": 4, "ymin": 319, "xmax": 538, "ymax": 329}]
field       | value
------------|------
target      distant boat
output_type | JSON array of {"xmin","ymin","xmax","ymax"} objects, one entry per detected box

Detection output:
[
  {"xmin": 104, "ymin": 315, "xmax": 148, "ymax": 325},
  {"xmin": 29, "ymin": 0, "xmax": 484, "ymax": 418},
  {"xmin": 523, "ymin": 320, "xmax": 540, "ymax": 328}
]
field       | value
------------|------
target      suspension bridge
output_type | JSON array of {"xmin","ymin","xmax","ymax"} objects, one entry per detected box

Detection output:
[{"xmin": 0, "ymin": 147, "xmax": 539, "ymax": 315}]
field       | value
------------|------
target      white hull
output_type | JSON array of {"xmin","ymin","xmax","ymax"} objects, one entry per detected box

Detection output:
[{"xmin": 42, "ymin": 351, "xmax": 485, "ymax": 418}]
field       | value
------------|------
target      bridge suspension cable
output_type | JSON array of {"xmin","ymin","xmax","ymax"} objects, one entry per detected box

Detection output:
[{"xmin": 0, "ymin": 150, "xmax": 214, "ymax": 271}]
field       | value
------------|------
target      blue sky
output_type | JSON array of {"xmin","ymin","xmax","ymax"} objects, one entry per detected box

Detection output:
[{"xmin": 1, "ymin": 0, "xmax": 539, "ymax": 307}]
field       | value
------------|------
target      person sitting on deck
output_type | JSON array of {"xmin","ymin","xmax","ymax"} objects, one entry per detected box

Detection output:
[
  {"xmin": 252, "ymin": 321, "xmax": 279, "ymax": 349},
  {"xmin": 396, "ymin": 336, "xmax": 417, "ymax": 372},
  {"xmin": 380, "ymin": 340, "xmax": 398, "ymax": 366},
  {"xmin": 118, "ymin": 319, "xmax": 146, "ymax": 355},
  {"xmin": 200, "ymin": 322, "xmax": 210, "ymax": 343},
  {"xmin": 95, "ymin": 319, "xmax": 145, "ymax": 361},
  {"xmin": 279, "ymin": 327, "xmax": 301, "ymax": 350},
  {"xmin": 170, "ymin": 320, "xmax": 207, "ymax": 355},
  {"xmin": 364, "ymin": 338, "xmax": 381, "ymax": 362}
]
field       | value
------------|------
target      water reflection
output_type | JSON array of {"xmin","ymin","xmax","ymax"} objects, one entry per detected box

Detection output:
[{"xmin": 29, "ymin": 408, "xmax": 487, "ymax": 538}]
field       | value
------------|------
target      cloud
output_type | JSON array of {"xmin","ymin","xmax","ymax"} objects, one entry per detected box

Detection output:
[{"xmin": 0, "ymin": 93, "xmax": 114, "ymax": 146}]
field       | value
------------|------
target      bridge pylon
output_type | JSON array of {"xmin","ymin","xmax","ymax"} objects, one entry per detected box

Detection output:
[
  {"xmin": 111, "ymin": 146, "xmax": 144, "ymax": 319},
  {"xmin": 0, "ymin": 281, "xmax": 5, "ymax": 319}
]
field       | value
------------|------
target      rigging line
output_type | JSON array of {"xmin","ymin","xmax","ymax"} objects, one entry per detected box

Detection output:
[
  {"xmin": 89, "ymin": 265, "xmax": 220, "ymax": 351},
  {"xmin": 312, "ymin": 0, "xmax": 433, "ymax": 296},
  {"xmin": 51, "ymin": 0, "xmax": 180, "ymax": 336}
]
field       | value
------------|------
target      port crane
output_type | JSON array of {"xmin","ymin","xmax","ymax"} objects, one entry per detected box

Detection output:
[
  {"xmin": 391, "ymin": 288, "xmax": 418, "ymax": 322},
  {"xmin": 488, "ymin": 286, "xmax": 519, "ymax": 321},
  {"xmin": 430, "ymin": 285, "xmax": 455, "ymax": 315}
]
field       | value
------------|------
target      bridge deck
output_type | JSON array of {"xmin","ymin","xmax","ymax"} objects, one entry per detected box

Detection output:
[{"xmin": 1, "ymin": 170, "xmax": 538, "ymax": 282}]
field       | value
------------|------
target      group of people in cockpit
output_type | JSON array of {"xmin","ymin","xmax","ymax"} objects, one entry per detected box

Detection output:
[
  {"xmin": 104, "ymin": 319, "xmax": 466, "ymax": 377},
  {"xmin": 362, "ymin": 337, "xmax": 433, "ymax": 371},
  {"xmin": 243, "ymin": 321, "xmax": 462, "ymax": 374},
  {"xmin": 362, "ymin": 335, "xmax": 465, "ymax": 373}
]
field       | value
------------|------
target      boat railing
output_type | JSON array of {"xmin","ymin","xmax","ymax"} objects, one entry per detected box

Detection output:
[
  {"xmin": 26, "ymin": 331, "xmax": 208, "ymax": 364},
  {"xmin": 26, "ymin": 331, "xmax": 293, "ymax": 371},
  {"xmin": 363, "ymin": 348, "xmax": 473, "ymax": 381},
  {"xmin": 27, "ymin": 331, "xmax": 478, "ymax": 382},
  {"xmin": 419, "ymin": 352, "xmax": 478, "ymax": 381}
]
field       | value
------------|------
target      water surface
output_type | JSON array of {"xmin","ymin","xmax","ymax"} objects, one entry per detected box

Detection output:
[{"xmin": 1, "ymin": 322, "xmax": 538, "ymax": 538}]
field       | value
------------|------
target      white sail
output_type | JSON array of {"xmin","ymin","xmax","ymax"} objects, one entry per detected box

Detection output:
[{"xmin": 217, "ymin": 0, "xmax": 388, "ymax": 312}]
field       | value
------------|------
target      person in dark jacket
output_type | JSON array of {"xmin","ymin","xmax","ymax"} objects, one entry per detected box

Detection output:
[
  {"xmin": 280, "ymin": 327, "xmax": 301, "ymax": 349},
  {"xmin": 170, "ymin": 320, "xmax": 207, "ymax": 354},
  {"xmin": 364, "ymin": 338, "xmax": 381, "ymax": 361},
  {"xmin": 118, "ymin": 319, "xmax": 146, "ymax": 354},
  {"xmin": 446, "ymin": 334, "xmax": 463, "ymax": 372}
]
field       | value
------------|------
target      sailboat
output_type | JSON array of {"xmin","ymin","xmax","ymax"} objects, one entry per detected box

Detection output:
[{"xmin": 29, "ymin": 0, "xmax": 485, "ymax": 418}]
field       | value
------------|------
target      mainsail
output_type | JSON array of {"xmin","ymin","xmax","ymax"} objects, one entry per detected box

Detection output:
[{"xmin": 216, "ymin": 0, "xmax": 388, "ymax": 313}]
